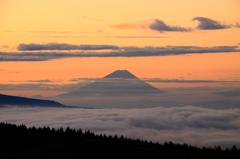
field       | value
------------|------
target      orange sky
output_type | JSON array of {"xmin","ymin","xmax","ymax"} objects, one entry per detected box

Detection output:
[
  {"xmin": 1, "ymin": 53, "xmax": 240, "ymax": 84},
  {"xmin": 0, "ymin": 0, "xmax": 240, "ymax": 84},
  {"xmin": 1, "ymin": 0, "xmax": 240, "ymax": 48}
]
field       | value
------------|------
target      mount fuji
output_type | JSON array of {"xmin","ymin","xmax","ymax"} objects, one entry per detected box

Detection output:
[
  {"xmin": 55, "ymin": 70, "xmax": 163, "ymax": 108},
  {"xmin": 60, "ymin": 70, "xmax": 162, "ymax": 97}
]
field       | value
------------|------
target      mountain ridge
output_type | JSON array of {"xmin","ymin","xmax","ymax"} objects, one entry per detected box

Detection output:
[{"xmin": 0, "ymin": 93, "xmax": 64, "ymax": 107}]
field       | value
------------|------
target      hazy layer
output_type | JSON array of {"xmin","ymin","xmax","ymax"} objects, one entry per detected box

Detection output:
[{"xmin": 1, "ymin": 106, "xmax": 240, "ymax": 148}]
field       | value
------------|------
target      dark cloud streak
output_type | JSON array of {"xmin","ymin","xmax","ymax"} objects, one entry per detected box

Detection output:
[
  {"xmin": 0, "ymin": 45, "xmax": 239, "ymax": 62},
  {"xmin": 144, "ymin": 78, "xmax": 231, "ymax": 83},
  {"xmin": 18, "ymin": 43, "xmax": 120, "ymax": 51}
]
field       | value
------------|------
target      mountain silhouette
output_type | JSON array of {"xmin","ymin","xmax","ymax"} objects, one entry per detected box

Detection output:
[
  {"xmin": 104, "ymin": 70, "xmax": 138, "ymax": 79},
  {"xmin": 0, "ymin": 93, "xmax": 64, "ymax": 107},
  {"xmin": 55, "ymin": 70, "xmax": 163, "ymax": 108},
  {"xmin": 60, "ymin": 70, "xmax": 162, "ymax": 97}
]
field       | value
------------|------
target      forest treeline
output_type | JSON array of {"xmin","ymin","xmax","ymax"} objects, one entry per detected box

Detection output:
[{"xmin": 0, "ymin": 123, "xmax": 239, "ymax": 159}]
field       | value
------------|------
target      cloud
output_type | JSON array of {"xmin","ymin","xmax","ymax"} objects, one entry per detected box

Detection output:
[
  {"xmin": 70, "ymin": 78, "xmax": 100, "ymax": 82},
  {"xmin": 1, "ymin": 106, "xmax": 240, "ymax": 147},
  {"xmin": 193, "ymin": 17, "xmax": 230, "ymax": 30},
  {"xmin": 1, "ymin": 78, "xmax": 238, "ymax": 93},
  {"xmin": 18, "ymin": 43, "xmax": 120, "ymax": 51},
  {"xmin": 111, "ymin": 23, "xmax": 148, "ymax": 29},
  {"xmin": 30, "ymin": 31, "xmax": 73, "ymax": 34},
  {"xmin": 217, "ymin": 89, "xmax": 240, "ymax": 97},
  {"xmin": 0, "ymin": 45, "xmax": 238, "ymax": 62},
  {"xmin": 1, "ymin": 80, "xmax": 240, "ymax": 109},
  {"xmin": 1, "ymin": 45, "xmax": 9, "ymax": 48},
  {"xmin": 0, "ymin": 81, "xmax": 89, "ymax": 92},
  {"xmin": 145, "ymin": 78, "xmax": 226, "ymax": 83},
  {"xmin": 112, "ymin": 19, "xmax": 190, "ymax": 32},
  {"xmin": 113, "ymin": 18, "xmax": 239, "ymax": 33},
  {"xmin": 105, "ymin": 35, "xmax": 166, "ymax": 39},
  {"xmin": 26, "ymin": 79, "xmax": 53, "ymax": 83},
  {"xmin": 117, "ymin": 45, "xmax": 239, "ymax": 56},
  {"xmin": 69, "ymin": 77, "xmax": 219, "ymax": 84},
  {"xmin": 29, "ymin": 35, "xmax": 166, "ymax": 39},
  {"xmin": 149, "ymin": 19, "xmax": 191, "ymax": 32},
  {"xmin": 0, "ymin": 83, "xmax": 60, "ymax": 91}
]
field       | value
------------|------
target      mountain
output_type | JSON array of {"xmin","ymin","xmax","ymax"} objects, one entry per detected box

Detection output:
[
  {"xmin": 104, "ymin": 70, "xmax": 138, "ymax": 79},
  {"xmin": 0, "ymin": 93, "xmax": 64, "ymax": 107},
  {"xmin": 61, "ymin": 70, "xmax": 162, "ymax": 97},
  {"xmin": 55, "ymin": 70, "xmax": 163, "ymax": 108}
]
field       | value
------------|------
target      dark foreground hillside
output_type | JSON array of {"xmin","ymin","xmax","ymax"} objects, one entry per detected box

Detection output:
[
  {"xmin": 0, "ymin": 123, "xmax": 239, "ymax": 159},
  {"xmin": 0, "ymin": 94, "xmax": 64, "ymax": 107}
]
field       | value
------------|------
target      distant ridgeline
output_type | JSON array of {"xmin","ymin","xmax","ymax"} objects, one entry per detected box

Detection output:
[
  {"xmin": 0, "ymin": 123, "xmax": 239, "ymax": 159},
  {"xmin": 0, "ymin": 94, "xmax": 64, "ymax": 107}
]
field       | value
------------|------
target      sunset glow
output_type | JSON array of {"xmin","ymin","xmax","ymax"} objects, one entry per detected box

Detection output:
[{"xmin": 0, "ymin": 0, "xmax": 240, "ymax": 90}]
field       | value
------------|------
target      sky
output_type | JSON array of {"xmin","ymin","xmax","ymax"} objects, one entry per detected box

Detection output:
[
  {"xmin": 1, "ymin": 1, "xmax": 240, "ymax": 148},
  {"xmin": 0, "ymin": 0, "xmax": 240, "ymax": 90}
]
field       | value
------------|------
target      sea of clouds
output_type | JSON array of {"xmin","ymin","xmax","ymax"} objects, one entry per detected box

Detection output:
[{"xmin": 0, "ymin": 106, "xmax": 240, "ymax": 148}]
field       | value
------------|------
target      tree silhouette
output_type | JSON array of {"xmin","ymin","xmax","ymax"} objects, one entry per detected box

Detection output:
[{"xmin": 0, "ymin": 123, "xmax": 239, "ymax": 159}]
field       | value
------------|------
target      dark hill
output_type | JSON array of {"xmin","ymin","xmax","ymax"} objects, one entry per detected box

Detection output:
[
  {"xmin": 0, "ymin": 93, "xmax": 64, "ymax": 107},
  {"xmin": 0, "ymin": 123, "xmax": 239, "ymax": 159}
]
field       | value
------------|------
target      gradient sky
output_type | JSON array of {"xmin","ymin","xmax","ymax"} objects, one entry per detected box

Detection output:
[{"xmin": 0, "ymin": 0, "xmax": 240, "ymax": 86}]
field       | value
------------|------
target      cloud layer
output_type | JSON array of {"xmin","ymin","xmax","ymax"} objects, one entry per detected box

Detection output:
[
  {"xmin": 1, "ymin": 106, "xmax": 240, "ymax": 147},
  {"xmin": 0, "ymin": 45, "xmax": 239, "ymax": 62},
  {"xmin": 149, "ymin": 19, "xmax": 191, "ymax": 32},
  {"xmin": 18, "ymin": 43, "xmax": 119, "ymax": 51},
  {"xmin": 113, "ymin": 17, "xmax": 238, "ymax": 32}
]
